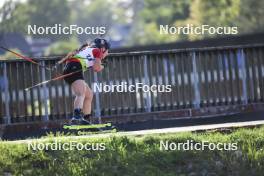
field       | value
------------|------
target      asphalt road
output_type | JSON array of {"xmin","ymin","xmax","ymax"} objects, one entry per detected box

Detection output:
[{"xmin": 4, "ymin": 119, "xmax": 264, "ymax": 144}]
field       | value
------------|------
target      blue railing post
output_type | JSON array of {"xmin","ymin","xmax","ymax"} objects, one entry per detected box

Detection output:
[
  {"xmin": 192, "ymin": 51, "xmax": 201, "ymax": 108},
  {"xmin": 41, "ymin": 61, "xmax": 49, "ymax": 121},
  {"xmin": 143, "ymin": 55, "xmax": 151, "ymax": 112},
  {"xmin": 3, "ymin": 63, "xmax": 10, "ymax": 124},
  {"xmin": 237, "ymin": 49, "xmax": 248, "ymax": 105},
  {"xmin": 93, "ymin": 72, "xmax": 101, "ymax": 123}
]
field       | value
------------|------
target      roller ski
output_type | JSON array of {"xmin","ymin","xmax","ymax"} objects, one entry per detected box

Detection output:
[{"xmin": 63, "ymin": 109, "xmax": 116, "ymax": 133}]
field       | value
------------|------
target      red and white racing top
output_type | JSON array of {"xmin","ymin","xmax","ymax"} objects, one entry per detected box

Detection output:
[{"xmin": 68, "ymin": 47, "xmax": 103, "ymax": 70}]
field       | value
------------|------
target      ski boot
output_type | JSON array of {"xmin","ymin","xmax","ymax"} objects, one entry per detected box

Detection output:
[{"xmin": 70, "ymin": 109, "xmax": 83, "ymax": 125}]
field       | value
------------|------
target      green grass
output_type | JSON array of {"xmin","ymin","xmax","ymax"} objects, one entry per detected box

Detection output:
[{"xmin": 0, "ymin": 126, "xmax": 264, "ymax": 176}]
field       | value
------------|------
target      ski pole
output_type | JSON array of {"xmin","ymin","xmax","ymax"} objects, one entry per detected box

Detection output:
[
  {"xmin": 0, "ymin": 46, "xmax": 51, "ymax": 71},
  {"xmin": 24, "ymin": 69, "xmax": 84, "ymax": 91}
]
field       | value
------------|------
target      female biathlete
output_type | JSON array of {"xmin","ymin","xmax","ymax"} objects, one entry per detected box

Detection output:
[{"xmin": 55, "ymin": 38, "xmax": 110, "ymax": 125}]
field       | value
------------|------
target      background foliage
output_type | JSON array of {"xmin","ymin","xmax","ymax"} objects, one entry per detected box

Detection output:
[{"xmin": 0, "ymin": 0, "xmax": 263, "ymax": 52}]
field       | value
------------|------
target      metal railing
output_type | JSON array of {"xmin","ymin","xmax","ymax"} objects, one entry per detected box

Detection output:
[{"xmin": 0, "ymin": 44, "xmax": 264, "ymax": 124}]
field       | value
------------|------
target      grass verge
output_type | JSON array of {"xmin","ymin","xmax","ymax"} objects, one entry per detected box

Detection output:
[{"xmin": 0, "ymin": 126, "xmax": 264, "ymax": 176}]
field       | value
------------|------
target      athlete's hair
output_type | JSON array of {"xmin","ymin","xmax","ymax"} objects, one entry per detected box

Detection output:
[{"xmin": 91, "ymin": 38, "xmax": 111, "ymax": 50}]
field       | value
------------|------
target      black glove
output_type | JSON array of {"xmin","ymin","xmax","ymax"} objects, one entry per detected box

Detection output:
[
  {"xmin": 101, "ymin": 60, "xmax": 108, "ymax": 68},
  {"xmin": 52, "ymin": 62, "xmax": 60, "ymax": 70}
]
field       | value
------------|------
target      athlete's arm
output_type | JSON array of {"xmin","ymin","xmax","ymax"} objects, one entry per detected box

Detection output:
[
  {"xmin": 54, "ymin": 43, "xmax": 89, "ymax": 67},
  {"xmin": 57, "ymin": 51, "xmax": 75, "ymax": 64},
  {"xmin": 93, "ymin": 58, "xmax": 104, "ymax": 72},
  {"xmin": 92, "ymin": 48, "xmax": 105, "ymax": 72}
]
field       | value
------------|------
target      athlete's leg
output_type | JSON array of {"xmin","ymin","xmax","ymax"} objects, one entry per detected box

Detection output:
[
  {"xmin": 83, "ymin": 84, "xmax": 93, "ymax": 114},
  {"xmin": 71, "ymin": 80, "xmax": 86, "ymax": 120},
  {"xmin": 83, "ymin": 84, "xmax": 93, "ymax": 122}
]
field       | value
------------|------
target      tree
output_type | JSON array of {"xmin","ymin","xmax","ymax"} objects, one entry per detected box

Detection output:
[
  {"xmin": 179, "ymin": 0, "xmax": 264, "ymax": 39},
  {"xmin": 73, "ymin": 0, "xmax": 114, "ymax": 44},
  {"xmin": 45, "ymin": 36, "xmax": 80, "ymax": 55},
  {"xmin": 127, "ymin": 0, "xmax": 264, "ymax": 45},
  {"xmin": 0, "ymin": 1, "xmax": 30, "ymax": 33},
  {"xmin": 127, "ymin": 0, "xmax": 191, "ymax": 45},
  {"xmin": 175, "ymin": 0, "xmax": 240, "ymax": 40},
  {"xmin": 0, "ymin": 0, "xmax": 71, "ymax": 41},
  {"xmin": 27, "ymin": 0, "xmax": 71, "ymax": 41},
  {"xmin": 237, "ymin": 0, "xmax": 264, "ymax": 33}
]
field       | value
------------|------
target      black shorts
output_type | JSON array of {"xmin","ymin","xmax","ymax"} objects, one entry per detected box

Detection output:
[{"xmin": 63, "ymin": 62, "xmax": 84, "ymax": 85}]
